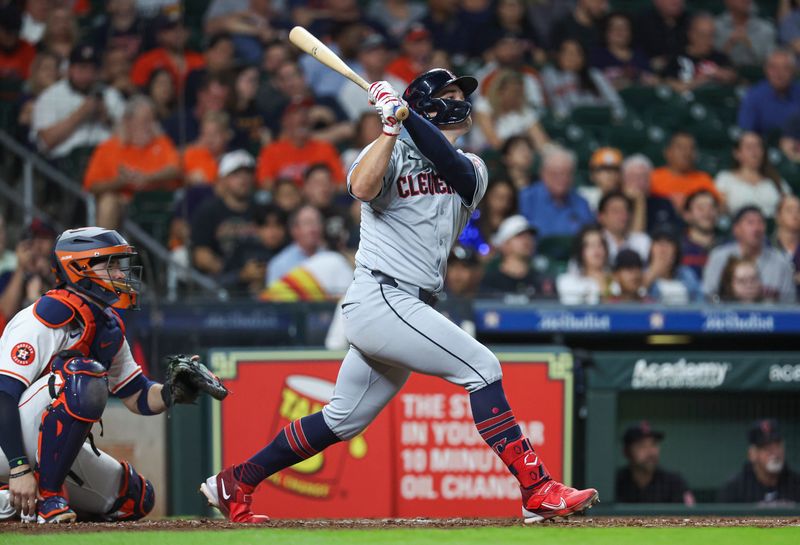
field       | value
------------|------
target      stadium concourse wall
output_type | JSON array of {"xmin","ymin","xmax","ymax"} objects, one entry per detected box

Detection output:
[{"xmin": 120, "ymin": 300, "xmax": 800, "ymax": 517}]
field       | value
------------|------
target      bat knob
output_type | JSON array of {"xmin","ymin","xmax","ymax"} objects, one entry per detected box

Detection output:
[{"xmin": 394, "ymin": 105, "xmax": 409, "ymax": 121}]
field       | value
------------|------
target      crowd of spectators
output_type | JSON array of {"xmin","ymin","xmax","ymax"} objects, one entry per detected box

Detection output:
[{"xmin": 2, "ymin": 0, "xmax": 800, "ymax": 314}]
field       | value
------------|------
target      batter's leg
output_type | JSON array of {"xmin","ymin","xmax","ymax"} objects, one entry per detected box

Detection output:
[
  {"xmin": 345, "ymin": 281, "xmax": 598, "ymax": 522},
  {"xmin": 201, "ymin": 346, "xmax": 409, "ymax": 522}
]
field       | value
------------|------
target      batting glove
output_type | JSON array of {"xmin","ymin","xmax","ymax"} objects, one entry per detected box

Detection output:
[
  {"xmin": 368, "ymin": 80, "xmax": 400, "ymax": 105},
  {"xmin": 374, "ymin": 94, "xmax": 406, "ymax": 136}
]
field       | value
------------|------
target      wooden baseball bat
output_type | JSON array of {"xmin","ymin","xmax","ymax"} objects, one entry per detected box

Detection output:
[{"xmin": 288, "ymin": 26, "xmax": 409, "ymax": 121}]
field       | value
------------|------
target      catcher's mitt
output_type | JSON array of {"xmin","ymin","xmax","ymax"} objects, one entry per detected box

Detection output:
[{"xmin": 161, "ymin": 354, "xmax": 228, "ymax": 407}]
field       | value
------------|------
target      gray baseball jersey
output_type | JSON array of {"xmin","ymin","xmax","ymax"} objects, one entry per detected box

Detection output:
[
  {"xmin": 321, "ymin": 134, "xmax": 501, "ymax": 442},
  {"xmin": 347, "ymin": 137, "xmax": 489, "ymax": 293}
]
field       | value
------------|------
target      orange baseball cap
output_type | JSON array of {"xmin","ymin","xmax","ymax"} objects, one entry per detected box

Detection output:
[{"xmin": 589, "ymin": 147, "xmax": 623, "ymax": 169}]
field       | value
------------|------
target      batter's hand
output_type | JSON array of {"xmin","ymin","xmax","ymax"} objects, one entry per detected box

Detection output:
[
  {"xmin": 375, "ymin": 96, "xmax": 406, "ymax": 136},
  {"xmin": 368, "ymin": 80, "xmax": 400, "ymax": 105},
  {"xmin": 9, "ymin": 465, "xmax": 40, "ymax": 520}
]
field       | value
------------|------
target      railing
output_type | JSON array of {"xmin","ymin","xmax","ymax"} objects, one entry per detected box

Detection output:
[{"xmin": 0, "ymin": 130, "xmax": 226, "ymax": 301}]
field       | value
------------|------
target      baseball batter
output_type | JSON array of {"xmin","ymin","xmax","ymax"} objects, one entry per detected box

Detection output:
[
  {"xmin": 0, "ymin": 227, "xmax": 223, "ymax": 523},
  {"xmin": 201, "ymin": 69, "xmax": 598, "ymax": 523}
]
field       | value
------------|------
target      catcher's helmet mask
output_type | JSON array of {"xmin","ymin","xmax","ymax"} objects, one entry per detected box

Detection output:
[
  {"xmin": 52, "ymin": 227, "xmax": 142, "ymax": 310},
  {"xmin": 403, "ymin": 68, "xmax": 478, "ymax": 126}
]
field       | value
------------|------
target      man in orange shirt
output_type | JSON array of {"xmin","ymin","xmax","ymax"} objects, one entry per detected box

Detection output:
[
  {"xmin": 650, "ymin": 131, "xmax": 721, "ymax": 211},
  {"xmin": 256, "ymin": 103, "xmax": 345, "ymax": 188},
  {"xmin": 130, "ymin": 9, "xmax": 204, "ymax": 93},
  {"xmin": 182, "ymin": 111, "xmax": 233, "ymax": 185},
  {"xmin": 84, "ymin": 96, "xmax": 180, "ymax": 229}
]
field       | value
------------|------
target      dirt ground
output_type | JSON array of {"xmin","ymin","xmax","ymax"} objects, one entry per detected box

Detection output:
[{"xmin": 2, "ymin": 517, "xmax": 799, "ymax": 534}]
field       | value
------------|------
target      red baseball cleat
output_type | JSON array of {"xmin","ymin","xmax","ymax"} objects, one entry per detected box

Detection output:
[
  {"xmin": 199, "ymin": 466, "xmax": 270, "ymax": 524},
  {"xmin": 520, "ymin": 479, "xmax": 599, "ymax": 523},
  {"xmin": 497, "ymin": 436, "xmax": 599, "ymax": 523}
]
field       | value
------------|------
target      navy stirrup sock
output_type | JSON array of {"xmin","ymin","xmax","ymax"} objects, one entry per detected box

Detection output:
[
  {"xmin": 469, "ymin": 380, "xmax": 523, "ymax": 453},
  {"xmin": 233, "ymin": 412, "xmax": 340, "ymax": 486}
]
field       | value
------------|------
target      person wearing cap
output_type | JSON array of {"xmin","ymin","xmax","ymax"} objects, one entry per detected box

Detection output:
[
  {"xmin": 479, "ymin": 215, "xmax": 555, "ymax": 299},
  {"xmin": 0, "ymin": 2, "xmax": 36, "ymax": 95},
  {"xmin": 338, "ymin": 33, "xmax": 406, "ymax": 121},
  {"xmin": 702, "ymin": 205, "xmax": 796, "ymax": 303},
  {"xmin": 604, "ymin": 248, "xmax": 653, "ymax": 303},
  {"xmin": 644, "ymin": 226, "xmax": 702, "ymax": 304},
  {"xmin": 718, "ymin": 419, "xmax": 800, "ymax": 503},
  {"xmin": 598, "ymin": 190, "xmax": 651, "ymax": 264},
  {"xmin": 519, "ymin": 145, "xmax": 595, "ymax": 239},
  {"xmin": 130, "ymin": 8, "xmax": 204, "ymax": 92},
  {"xmin": 83, "ymin": 95, "xmax": 180, "ymax": 229},
  {"xmin": 386, "ymin": 23, "xmax": 436, "ymax": 84},
  {"xmin": 579, "ymin": 147, "xmax": 623, "ymax": 212},
  {"xmin": 191, "ymin": 150, "xmax": 269, "ymax": 292},
  {"xmin": 30, "ymin": 43, "xmax": 125, "ymax": 159},
  {"xmin": 616, "ymin": 421, "xmax": 695, "ymax": 504}
]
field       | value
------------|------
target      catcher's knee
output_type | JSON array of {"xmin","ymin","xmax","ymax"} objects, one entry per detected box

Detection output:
[
  {"xmin": 104, "ymin": 461, "xmax": 154, "ymax": 521},
  {"xmin": 52, "ymin": 352, "xmax": 109, "ymax": 420}
]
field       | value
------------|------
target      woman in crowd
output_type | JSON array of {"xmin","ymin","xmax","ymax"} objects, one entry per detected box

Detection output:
[
  {"xmin": 643, "ymin": 228, "xmax": 702, "ymax": 304},
  {"xmin": 714, "ymin": 132, "xmax": 790, "ymax": 218},
  {"xmin": 459, "ymin": 178, "xmax": 519, "ymax": 258},
  {"xmin": 16, "ymin": 51, "xmax": 59, "ymax": 145},
  {"xmin": 557, "ymin": 225, "xmax": 613, "ymax": 304},
  {"xmin": 230, "ymin": 64, "xmax": 269, "ymax": 155},
  {"xmin": 498, "ymin": 135, "xmax": 536, "ymax": 190},
  {"xmin": 473, "ymin": 69, "xmax": 550, "ymax": 151},
  {"xmin": 589, "ymin": 12, "xmax": 655, "ymax": 89},
  {"xmin": 542, "ymin": 39, "xmax": 625, "ymax": 119},
  {"xmin": 146, "ymin": 68, "xmax": 177, "ymax": 125},
  {"xmin": 717, "ymin": 256, "xmax": 764, "ymax": 303}
]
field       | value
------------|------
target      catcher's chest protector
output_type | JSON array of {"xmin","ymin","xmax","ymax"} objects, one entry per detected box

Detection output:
[{"xmin": 33, "ymin": 289, "xmax": 126, "ymax": 370}]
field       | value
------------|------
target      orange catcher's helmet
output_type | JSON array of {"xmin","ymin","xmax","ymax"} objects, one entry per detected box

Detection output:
[{"xmin": 52, "ymin": 227, "xmax": 141, "ymax": 310}]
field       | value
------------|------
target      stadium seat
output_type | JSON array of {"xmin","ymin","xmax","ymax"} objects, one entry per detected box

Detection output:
[
  {"xmin": 569, "ymin": 106, "xmax": 613, "ymax": 128},
  {"xmin": 127, "ymin": 190, "xmax": 176, "ymax": 245},
  {"xmin": 537, "ymin": 235, "xmax": 576, "ymax": 262}
]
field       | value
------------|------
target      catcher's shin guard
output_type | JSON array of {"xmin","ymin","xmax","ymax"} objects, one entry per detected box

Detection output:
[
  {"xmin": 105, "ymin": 461, "xmax": 154, "ymax": 521},
  {"xmin": 38, "ymin": 354, "xmax": 108, "ymax": 495}
]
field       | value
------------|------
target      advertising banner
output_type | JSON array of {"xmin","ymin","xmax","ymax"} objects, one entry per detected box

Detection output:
[
  {"xmin": 208, "ymin": 348, "xmax": 573, "ymax": 518},
  {"xmin": 589, "ymin": 352, "xmax": 800, "ymax": 391}
]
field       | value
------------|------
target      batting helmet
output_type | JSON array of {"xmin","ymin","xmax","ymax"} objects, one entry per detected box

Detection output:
[
  {"xmin": 52, "ymin": 227, "xmax": 141, "ymax": 310},
  {"xmin": 402, "ymin": 68, "xmax": 478, "ymax": 126}
]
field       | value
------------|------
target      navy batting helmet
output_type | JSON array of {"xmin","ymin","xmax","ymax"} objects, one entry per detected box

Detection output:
[
  {"xmin": 402, "ymin": 68, "xmax": 478, "ymax": 126},
  {"xmin": 52, "ymin": 227, "xmax": 142, "ymax": 310}
]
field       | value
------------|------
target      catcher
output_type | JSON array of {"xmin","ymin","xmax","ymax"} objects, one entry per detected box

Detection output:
[{"xmin": 0, "ymin": 227, "xmax": 226, "ymax": 523}]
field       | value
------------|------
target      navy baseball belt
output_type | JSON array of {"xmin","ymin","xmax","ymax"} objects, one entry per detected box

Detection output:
[{"xmin": 371, "ymin": 270, "xmax": 438, "ymax": 307}]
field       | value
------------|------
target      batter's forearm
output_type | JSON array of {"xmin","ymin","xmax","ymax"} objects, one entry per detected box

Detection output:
[{"xmin": 349, "ymin": 134, "xmax": 396, "ymax": 201}]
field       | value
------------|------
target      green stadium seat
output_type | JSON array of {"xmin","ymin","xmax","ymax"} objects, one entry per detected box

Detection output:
[
  {"xmin": 127, "ymin": 190, "xmax": 176, "ymax": 244},
  {"xmin": 737, "ymin": 65, "xmax": 765, "ymax": 84},
  {"xmin": 569, "ymin": 106, "xmax": 613, "ymax": 128},
  {"xmin": 537, "ymin": 235, "xmax": 576, "ymax": 262}
]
